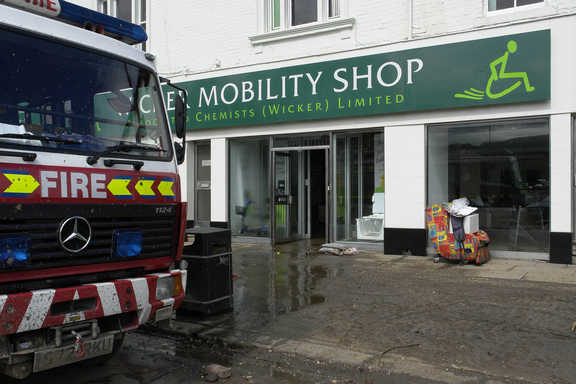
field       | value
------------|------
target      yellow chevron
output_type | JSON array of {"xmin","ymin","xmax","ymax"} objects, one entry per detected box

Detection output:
[
  {"xmin": 107, "ymin": 176, "xmax": 133, "ymax": 198},
  {"xmin": 157, "ymin": 179, "xmax": 175, "ymax": 198},
  {"xmin": 135, "ymin": 177, "xmax": 156, "ymax": 198},
  {"xmin": 2, "ymin": 172, "xmax": 39, "ymax": 195}
]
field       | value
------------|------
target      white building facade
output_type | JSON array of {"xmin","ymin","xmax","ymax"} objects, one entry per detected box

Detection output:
[{"xmin": 80, "ymin": 0, "xmax": 576, "ymax": 263}]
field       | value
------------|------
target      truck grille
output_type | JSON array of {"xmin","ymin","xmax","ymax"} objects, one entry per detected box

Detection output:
[{"xmin": 0, "ymin": 203, "xmax": 179, "ymax": 271}]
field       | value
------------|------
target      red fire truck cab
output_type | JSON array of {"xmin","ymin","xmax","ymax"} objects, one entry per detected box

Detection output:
[{"xmin": 0, "ymin": 0, "xmax": 188, "ymax": 378}]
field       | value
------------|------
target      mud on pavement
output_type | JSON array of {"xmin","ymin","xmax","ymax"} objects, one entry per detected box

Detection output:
[{"xmin": 161, "ymin": 241, "xmax": 576, "ymax": 383}]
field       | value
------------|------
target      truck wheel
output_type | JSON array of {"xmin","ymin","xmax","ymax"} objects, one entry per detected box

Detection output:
[{"xmin": 2, "ymin": 361, "xmax": 33, "ymax": 380}]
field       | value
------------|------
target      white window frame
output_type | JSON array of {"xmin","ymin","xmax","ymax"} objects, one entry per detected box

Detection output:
[
  {"xmin": 487, "ymin": 0, "xmax": 546, "ymax": 15},
  {"xmin": 251, "ymin": 0, "xmax": 354, "ymax": 45},
  {"xmin": 96, "ymin": 0, "xmax": 150, "ymax": 51},
  {"xmin": 97, "ymin": 0, "xmax": 117, "ymax": 17}
]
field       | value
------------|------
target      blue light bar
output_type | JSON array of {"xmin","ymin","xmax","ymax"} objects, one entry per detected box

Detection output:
[
  {"xmin": 113, "ymin": 231, "xmax": 143, "ymax": 258},
  {"xmin": 2, "ymin": 0, "xmax": 147, "ymax": 45},
  {"xmin": 58, "ymin": 1, "xmax": 147, "ymax": 45},
  {"xmin": 0, "ymin": 236, "xmax": 30, "ymax": 268}
]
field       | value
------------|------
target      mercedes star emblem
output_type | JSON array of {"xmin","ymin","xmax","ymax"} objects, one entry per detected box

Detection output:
[{"xmin": 58, "ymin": 216, "xmax": 92, "ymax": 253}]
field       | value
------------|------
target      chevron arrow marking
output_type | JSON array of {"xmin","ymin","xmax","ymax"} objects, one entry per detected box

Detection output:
[
  {"xmin": 107, "ymin": 176, "xmax": 133, "ymax": 199},
  {"xmin": 1, "ymin": 170, "xmax": 40, "ymax": 197},
  {"xmin": 135, "ymin": 177, "xmax": 156, "ymax": 198},
  {"xmin": 157, "ymin": 178, "xmax": 175, "ymax": 199}
]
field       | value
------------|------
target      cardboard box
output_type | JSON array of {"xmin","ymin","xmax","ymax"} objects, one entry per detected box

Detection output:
[{"xmin": 449, "ymin": 213, "xmax": 479, "ymax": 234}]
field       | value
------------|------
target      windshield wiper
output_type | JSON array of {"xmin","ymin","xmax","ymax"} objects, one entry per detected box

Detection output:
[
  {"xmin": 0, "ymin": 133, "xmax": 83, "ymax": 145},
  {"xmin": 86, "ymin": 142, "xmax": 165, "ymax": 165}
]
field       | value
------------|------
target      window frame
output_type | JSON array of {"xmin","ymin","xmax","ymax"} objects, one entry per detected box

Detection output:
[
  {"xmin": 487, "ymin": 0, "xmax": 546, "ymax": 15},
  {"xmin": 267, "ymin": 0, "xmax": 341, "ymax": 32},
  {"xmin": 96, "ymin": 0, "xmax": 150, "ymax": 51},
  {"xmin": 252, "ymin": 0, "xmax": 353, "ymax": 45}
]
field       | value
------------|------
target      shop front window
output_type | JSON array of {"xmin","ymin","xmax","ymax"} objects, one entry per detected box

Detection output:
[
  {"xmin": 334, "ymin": 131, "xmax": 385, "ymax": 242},
  {"xmin": 428, "ymin": 119, "xmax": 549, "ymax": 252},
  {"xmin": 229, "ymin": 138, "xmax": 270, "ymax": 237}
]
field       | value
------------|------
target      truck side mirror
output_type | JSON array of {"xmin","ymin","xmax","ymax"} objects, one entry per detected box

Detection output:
[
  {"xmin": 174, "ymin": 142, "xmax": 185, "ymax": 164},
  {"xmin": 174, "ymin": 94, "xmax": 186, "ymax": 165},
  {"xmin": 160, "ymin": 77, "xmax": 187, "ymax": 165},
  {"xmin": 175, "ymin": 94, "xmax": 186, "ymax": 139}
]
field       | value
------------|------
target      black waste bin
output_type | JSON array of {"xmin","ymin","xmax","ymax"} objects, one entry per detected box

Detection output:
[{"xmin": 180, "ymin": 227, "xmax": 232, "ymax": 315}]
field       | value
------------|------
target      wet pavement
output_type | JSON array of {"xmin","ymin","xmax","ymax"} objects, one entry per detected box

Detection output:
[
  {"xmin": 10, "ymin": 240, "xmax": 576, "ymax": 383},
  {"xmin": 9, "ymin": 329, "xmax": 444, "ymax": 383},
  {"xmin": 174, "ymin": 240, "xmax": 335, "ymax": 334},
  {"xmin": 166, "ymin": 240, "xmax": 576, "ymax": 384}
]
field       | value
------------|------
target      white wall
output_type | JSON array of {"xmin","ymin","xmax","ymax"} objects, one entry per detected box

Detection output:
[
  {"xmin": 151, "ymin": 0, "xmax": 576, "ymax": 80},
  {"xmin": 210, "ymin": 138, "xmax": 228, "ymax": 223},
  {"xmin": 550, "ymin": 114, "xmax": 572, "ymax": 233},
  {"xmin": 413, "ymin": 0, "xmax": 576, "ymax": 38}
]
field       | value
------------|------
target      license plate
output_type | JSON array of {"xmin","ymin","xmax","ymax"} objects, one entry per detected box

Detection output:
[{"xmin": 33, "ymin": 335, "xmax": 114, "ymax": 372}]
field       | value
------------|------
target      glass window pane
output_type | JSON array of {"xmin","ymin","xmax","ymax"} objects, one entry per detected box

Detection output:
[
  {"xmin": 230, "ymin": 138, "xmax": 270, "ymax": 237},
  {"xmin": 273, "ymin": 134, "xmax": 329, "ymax": 148},
  {"xmin": 117, "ymin": 0, "xmax": 132, "ymax": 22},
  {"xmin": 517, "ymin": 0, "xmax": 543, "ymax": 6},
  {"xmin": 272, "ymin": 0, "xmax": 281, "ymax": 29},
  {"xmin": 427, "ymin": 119, "xmax": 550, "ymax": 252},
  {"xmin": 99, "ymin": 0, "xmax": 109, "ymax": 14},
  {"xmin": 0, "ymin": 28, "xmax": 171, "ymax": 158},
  {"xmin": 348, "ymin": 136, "xmax": 359, "ymax": 238},
  {"xmin": 334, "ymin": 132, "xmax": 384, "ymax": 242},
  {"xmin": 329, "ymin": 0, "xmax": 339, "ymax": 17},
  {"xmin": 291, "ymin": 0, "xmax": 317, "ymax": 26},
  {"xmin": 140, "ymin": 0, "xmax": 146, "ymax": 21},
  {"xmin": 489, "ymin": 0, "xmax": 514, "ymax": 10},
  {"xmin": 335, "ymin": 136, "xmax": 346, "ymax": 240}
]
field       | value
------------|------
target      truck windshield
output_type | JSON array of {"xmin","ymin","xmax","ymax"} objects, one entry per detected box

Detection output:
[{"xmin": 0, "ymin": 27, "xmax": 171, "ymax": 160}]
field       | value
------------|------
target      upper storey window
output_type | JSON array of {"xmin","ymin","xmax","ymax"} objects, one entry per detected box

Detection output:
[
  {"xmin": 269, "ymin": 0, "xmax": 341, "ymax": 31},
  {"xmin": 488, "ymin": 0, "xmax": 544, "ymax": 12},
  {"xmin": 251, "ymin": 0, "xmax": 353, "ymax": 44}
]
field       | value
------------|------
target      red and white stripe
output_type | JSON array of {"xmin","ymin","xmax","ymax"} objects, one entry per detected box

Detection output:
[{"xmin": 0, "ymin": 270, "xmax": 187, "ymax": 336}]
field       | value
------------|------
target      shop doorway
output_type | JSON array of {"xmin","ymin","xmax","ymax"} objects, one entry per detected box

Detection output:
[{"xmin": 272, "ymin": 148, "xmax": 329, "ymax": 244}]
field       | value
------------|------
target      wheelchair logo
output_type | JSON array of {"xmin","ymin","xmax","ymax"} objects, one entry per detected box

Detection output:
[{"xmin": 454, "ymin": 40, "xmax": 535, "ymax": 101}]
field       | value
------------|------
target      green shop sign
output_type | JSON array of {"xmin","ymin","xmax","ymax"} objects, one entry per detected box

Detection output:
[{"xmin": 166, "ymin": 30, "xmax": 550, "ymax": 130}]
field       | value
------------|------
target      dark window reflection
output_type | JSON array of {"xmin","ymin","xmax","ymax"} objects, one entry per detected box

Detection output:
[
  {"xmin": 335, "ymin": 132, "xmax": 385, "ymax": 242},
  {"xmin": 117, "ymin": 1, "xmax": 132, "ymax": 22},
  {"xmin": 494, "ymin": 0, "xmax": 515, "ymax": 9},
  {"xmin": 230, "ymin": 138, "xmax": 270, "ymax": 237},
  {"xmin": 292, "ymin": 0, "xmax": 318, "ymax": 26},
  {"xmin": 517, "ymin": 0, "xmax": 543, "ymax": 6},
  {"xmin": 428, "ymin": 119, "xmax": 549, "ymax": 252}
]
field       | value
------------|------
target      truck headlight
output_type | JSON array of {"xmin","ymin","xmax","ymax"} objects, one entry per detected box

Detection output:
[
  {"xmin": 155, "ymin": 274, "xmax": 184, "ymax": 301},
  {"xmin": 0, "ymin": 236, "xmax": 30, "ymax": 268},
  {"xmin": 156, "ymin": 277, "xmax": 175, "ymax": 301},
  {"xmin": 113, "ymin": 231, "xmax": 143, "ymax": 258}
]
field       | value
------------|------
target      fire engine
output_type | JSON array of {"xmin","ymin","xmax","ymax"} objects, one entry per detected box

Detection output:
[{"xmin": 0, "ymin": 0, "xmax": 189, "ymax": 378}]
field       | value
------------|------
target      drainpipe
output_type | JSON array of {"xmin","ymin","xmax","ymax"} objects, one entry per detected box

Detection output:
[{"xmin": 408, "ymin": 0, "xmax": 414, "ymax": 40}]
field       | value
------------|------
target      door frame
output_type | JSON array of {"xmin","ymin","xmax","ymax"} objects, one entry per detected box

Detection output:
[{"xmin": 270, "ymin": 145, "xmax": 331, "ymax": 245}]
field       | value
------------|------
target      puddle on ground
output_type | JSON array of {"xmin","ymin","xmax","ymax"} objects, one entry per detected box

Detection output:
[
  {"xmin": 176, "ymin": 240, "xmax": 339, "ymax": 332},
  {"xmin": 230, "ymin": 240, "xmax": 338, "ymax": 328}
]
